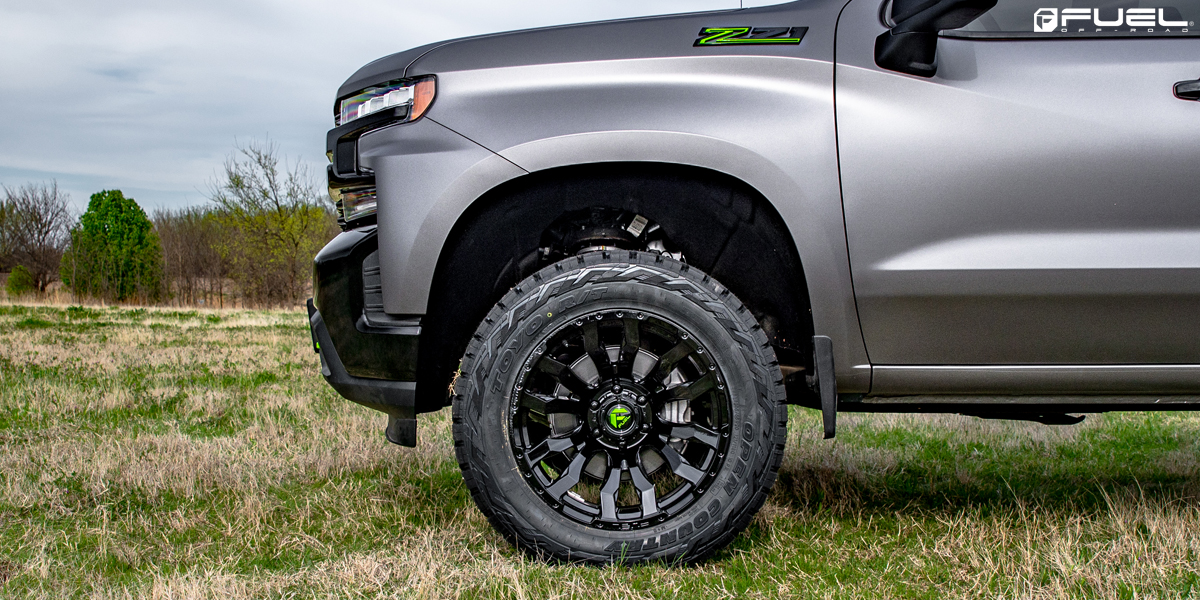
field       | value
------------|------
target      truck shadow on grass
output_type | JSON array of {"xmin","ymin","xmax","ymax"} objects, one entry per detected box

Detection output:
[
  {"xmin": 771, "ymin": 410, "xmax": 1200, "ymax": 515},
  {"xmin": 772, "ymin": 454, "xmax": 1200, "ymax": 516}
]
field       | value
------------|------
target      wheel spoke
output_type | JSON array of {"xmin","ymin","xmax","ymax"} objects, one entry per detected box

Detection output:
[
  {"xmin": 628, "ymin": 463, "xmax": 659, "ymax": 517},
  {"xmin": 648, "ymin": 341, "xmax": 693, "ymax": 384},
  {"xmin": 580, "ymin": 321, "xmax": 612, "ymax": 377},
  {"xmin": 545, "ymin": 452, "xmax": 587, "ymax": 500},
  {"xmin": 618, "ymin": 318, "xmax": 641, "ymax": 378},
  {"xmin": 599, "ymin": 462, "xmax": 622, "ymax": 520},
  {"xmin": 519, "ymin": 391, "xmax": 584, "ymax": 416},
  {"xmin": 658, "ymin": 372, "xmax": 716, "ymax": 402},
  {"xmin": 536, "ymin": 356, "xmax": 593, "ymax": 397},
  {"xmin": 663, "ymin": 423, "xmax": 720, "ymax": 449},
  {"xmin": 526, "ymin": 431, "xmax": 582, "ymax": 464},
  {"xmin": 658, "ymin": 444, "xmax": 705, "ymax": 484}
]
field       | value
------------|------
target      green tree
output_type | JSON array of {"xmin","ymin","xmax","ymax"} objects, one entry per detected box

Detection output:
[
  {"xmin": 208, "ymin": 140, "xmax": 337, "ymax": 306},
  {"xmin": 5, "ymin": 265, "xmax": 36, "ymax": 296},
  {"xmin": 61, "ymin": 190, "xmax": 164, "ymax": 303}
]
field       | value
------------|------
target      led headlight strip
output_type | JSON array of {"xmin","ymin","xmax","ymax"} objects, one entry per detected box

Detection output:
[{"xmin": 336, "ymin": 76, "xmax": 436, "ymax": 127}]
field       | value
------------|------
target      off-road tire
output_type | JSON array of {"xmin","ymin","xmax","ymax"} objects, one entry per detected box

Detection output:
[{"xmin": 452, "ymin": 251, "xmax": 787, "ymax": 564}]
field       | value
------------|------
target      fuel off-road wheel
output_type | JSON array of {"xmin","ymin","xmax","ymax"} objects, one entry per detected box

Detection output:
[{"xmin": 452, "ymin": 251, "xmax": 787, "ymax": 564}]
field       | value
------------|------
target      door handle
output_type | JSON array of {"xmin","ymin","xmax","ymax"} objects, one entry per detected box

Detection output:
[{"xmin": 1176, "ymin": 79, "xmax": 1200, "ymax": 101}]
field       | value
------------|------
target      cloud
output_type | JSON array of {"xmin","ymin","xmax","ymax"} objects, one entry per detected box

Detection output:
[{"xmin": 0, "ymin": 0, "xmax": 777, "ymax": 212}]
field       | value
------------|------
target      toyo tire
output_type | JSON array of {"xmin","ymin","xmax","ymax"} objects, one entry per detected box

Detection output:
[{"xmin": 452, "ymin": 251, "xmax": 787, "ymax": 564}]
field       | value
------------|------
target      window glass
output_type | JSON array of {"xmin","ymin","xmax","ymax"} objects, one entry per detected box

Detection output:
[{"xmin": 945, "ymin": 0, "xmax": 1199, "ymax": 37}]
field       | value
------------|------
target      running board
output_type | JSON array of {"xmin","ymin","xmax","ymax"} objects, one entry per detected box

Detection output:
[
  {"xmin": 850, "ymin": 395, "xmax": 1200, "ymax": 406},
  {"xmin": 839, "ymin": 394, "xmax": 1200, "ymax": 423},
  {"xmin": 872, "ymin": 364, "xmax": 1200, "ymax": 395}
]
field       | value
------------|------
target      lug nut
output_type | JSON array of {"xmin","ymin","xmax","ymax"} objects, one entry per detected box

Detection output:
[
  {"xmin": 591, "ymin": 401, "xmax": 599, "ymax": 408},
  {"xmin": 637, "ymin": 396, "xmax": 646, "ymax": 404}
]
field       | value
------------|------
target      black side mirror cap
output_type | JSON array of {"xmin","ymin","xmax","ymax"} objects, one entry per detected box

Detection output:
[{"xmin": 874, "ymin": 0, "xmax": 997, "ymax": 77}]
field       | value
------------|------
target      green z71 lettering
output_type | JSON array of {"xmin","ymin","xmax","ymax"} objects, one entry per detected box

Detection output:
[{"xmin": 693, "ymin": 26, "xmax": 807, "ymax": 46}]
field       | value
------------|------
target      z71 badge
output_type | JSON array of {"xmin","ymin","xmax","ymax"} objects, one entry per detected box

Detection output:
[{"xmin": 693, "ymin": 26, "xmax": 808, "ymax": 46}]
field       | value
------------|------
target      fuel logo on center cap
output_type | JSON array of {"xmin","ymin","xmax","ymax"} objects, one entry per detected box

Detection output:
[{"xmin": 608, "ymin": 405, "xmax": 633, "ymax": 430}]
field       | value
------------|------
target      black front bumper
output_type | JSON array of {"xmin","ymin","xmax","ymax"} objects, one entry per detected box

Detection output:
[{"xmin": 307, "ymin": 226, "xmax": 421, "ymax": 446}]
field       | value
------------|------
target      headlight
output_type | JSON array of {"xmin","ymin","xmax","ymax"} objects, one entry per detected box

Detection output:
[{"xmin": 336, "ymin": 76, "xmax": 436, "ymax": 126}]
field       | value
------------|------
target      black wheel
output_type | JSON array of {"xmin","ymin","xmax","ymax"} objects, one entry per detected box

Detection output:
[{"xmin": 453, "ymin": 251, "xmax": 787, "ymax": 564}]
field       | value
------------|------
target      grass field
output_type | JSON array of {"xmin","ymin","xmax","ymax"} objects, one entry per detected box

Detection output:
[{"xmin": 1, "ymin": 304, "xmax": 1199, "ymax": 598}]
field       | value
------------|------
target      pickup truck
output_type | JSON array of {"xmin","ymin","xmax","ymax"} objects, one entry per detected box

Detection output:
[{"xmin": 307, "ymin": 0, "xmax": 1200, "ymax": 563}]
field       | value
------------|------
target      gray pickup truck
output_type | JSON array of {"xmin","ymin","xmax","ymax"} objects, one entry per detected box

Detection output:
[{"xmin": 307, "ymin": 0, "xmax": 1200, "ymax": 563}]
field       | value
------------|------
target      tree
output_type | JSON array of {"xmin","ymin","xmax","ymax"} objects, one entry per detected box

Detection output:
[
  {"xmin": 0, "ymin": 182, "xmax": 73, "ymax": 292},
  {"xmin": 5, "ymin": 265, "xmax": 36, "ymax": 296},
  {"xmin": 208, "ymin": 140, "xmax": 337, "ymax": 306},
  {"xmin": 61, "ymin": 190, "xmax": 164, "ymax": 303},
  {"xmin": 153, "ymin": 206, "xmax": 228, "ymax": 306}
]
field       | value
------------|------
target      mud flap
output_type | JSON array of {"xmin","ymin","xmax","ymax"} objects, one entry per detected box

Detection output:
[{"xmin": 812, "ymin": 335, "xmax": 837, "ymax": 439}]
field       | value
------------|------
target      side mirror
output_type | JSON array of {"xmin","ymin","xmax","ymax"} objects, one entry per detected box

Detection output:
[{"xmin": 874, "ymin": 0, "xmax": 997, "ymax": 77}]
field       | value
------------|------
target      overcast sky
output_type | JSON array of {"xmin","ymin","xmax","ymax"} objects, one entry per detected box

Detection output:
[{"xmin": 0, "ymin": 0, "xmax": 784, "ymax": 214}]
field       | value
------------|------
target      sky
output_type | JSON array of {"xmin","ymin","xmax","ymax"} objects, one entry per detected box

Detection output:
[{"xmin": 0, "ymin": 0, "xmax": 783, "ymax": 214}]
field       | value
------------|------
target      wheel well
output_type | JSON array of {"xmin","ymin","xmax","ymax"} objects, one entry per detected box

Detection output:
[{"xmin": 414, "ymin": 162, "xmax": 813, "ymax": 412}]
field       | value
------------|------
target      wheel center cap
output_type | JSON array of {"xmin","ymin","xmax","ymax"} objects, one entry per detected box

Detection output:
[
  {"xmin": 588, "ymin": 384, "xmax": 650, "ymax": 448},
  {"xmin": 606, "ymin": 403, "xmax": 636, "ymax": 432}
]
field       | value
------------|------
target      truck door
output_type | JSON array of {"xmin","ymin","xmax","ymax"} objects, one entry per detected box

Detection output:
[{"xmin": 834, "ymin": 0, "xmax": 1200, "ymax": 373}]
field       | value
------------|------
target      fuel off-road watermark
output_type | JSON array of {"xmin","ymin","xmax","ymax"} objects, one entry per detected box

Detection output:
[{"xmin": 1034, "ymin": 7, "xmax": 1193, "ymax": 33}]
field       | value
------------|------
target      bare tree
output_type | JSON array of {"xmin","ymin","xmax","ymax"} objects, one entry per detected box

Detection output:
[
  {"xmin": 1, "ymin": 182, "xmax": 73, "ymax": 292},
  {"xmin": 208, "ymin": 140, "xmax": 337, "ymax": 307},
  {"xmin": 153, "ymin": 207, "xmax": 229, "ymax": 307}
]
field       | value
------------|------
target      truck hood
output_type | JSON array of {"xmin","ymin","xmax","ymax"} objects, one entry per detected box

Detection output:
[{"xmin": 336, "ymin": 4, "xmax": 811, "ymax": 98}]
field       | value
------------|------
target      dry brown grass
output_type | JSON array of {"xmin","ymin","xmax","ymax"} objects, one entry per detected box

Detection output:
[{"xmin": 1, "ymin": 304, "xmax": 1199, "ymax": 598}]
